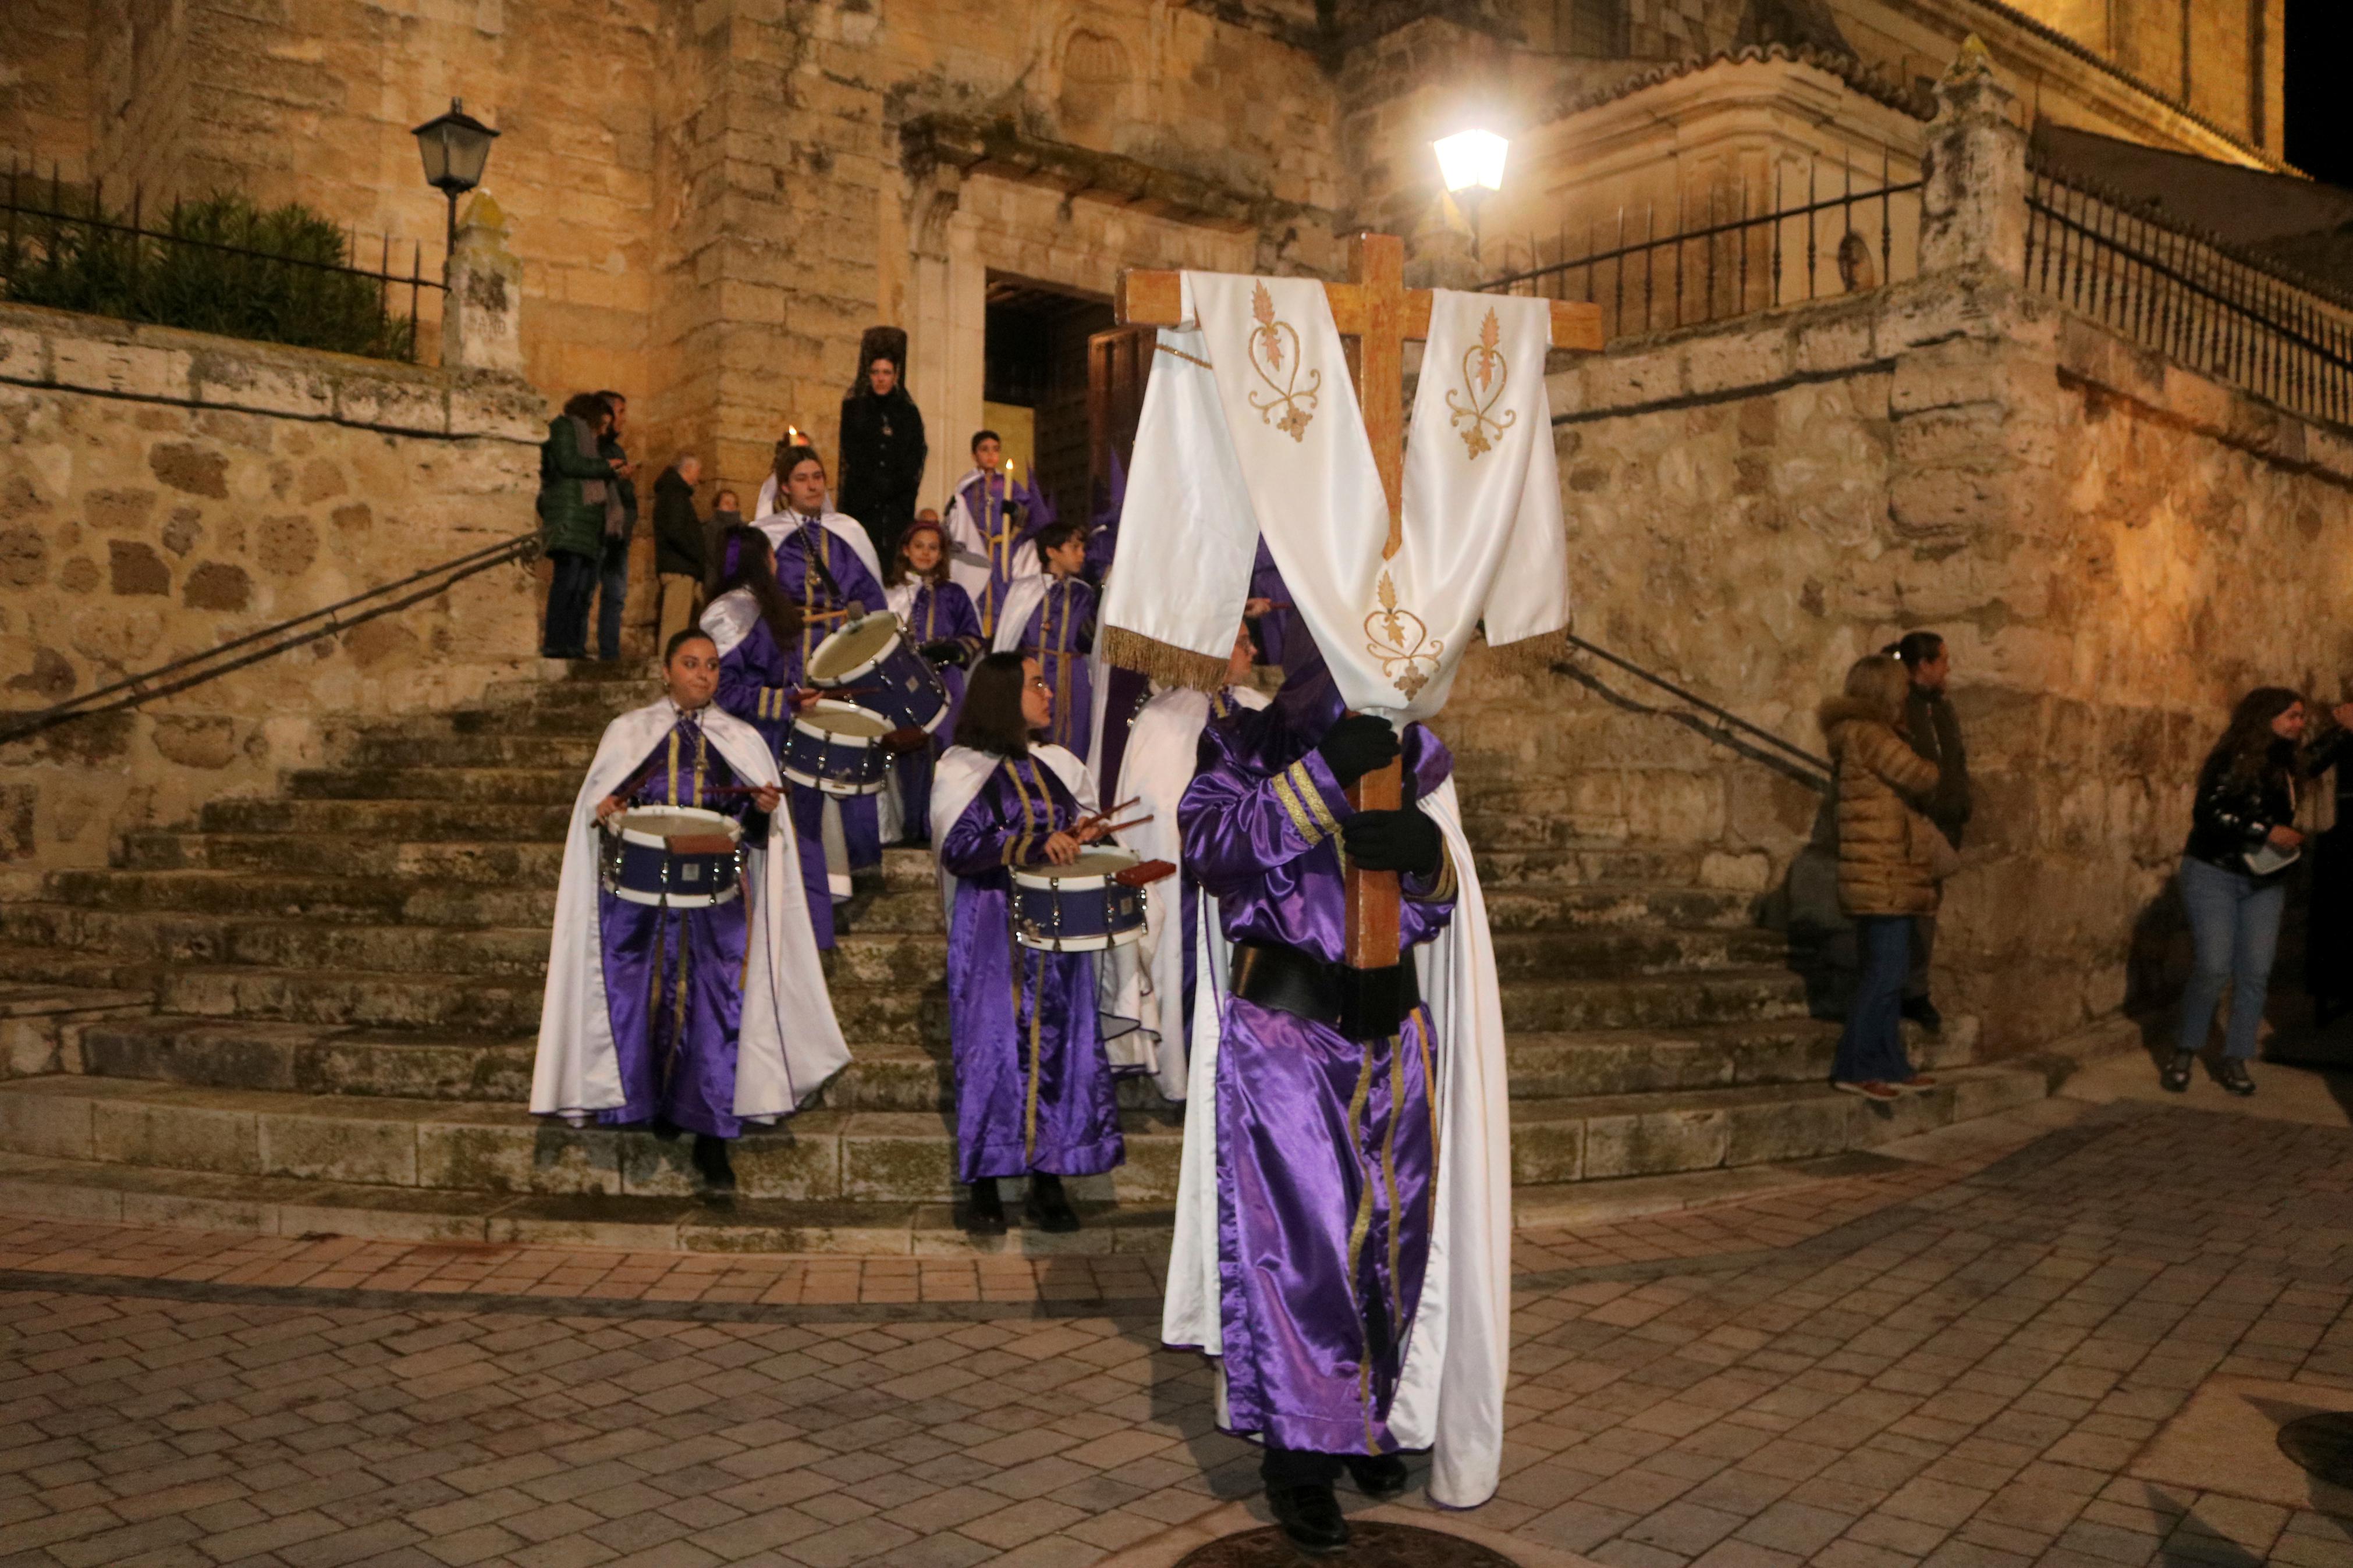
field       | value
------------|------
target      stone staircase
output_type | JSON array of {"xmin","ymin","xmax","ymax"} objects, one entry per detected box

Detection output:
[{"xmin": 0, "ymin": 660, "xmax": 2052, "ymax": 1253}]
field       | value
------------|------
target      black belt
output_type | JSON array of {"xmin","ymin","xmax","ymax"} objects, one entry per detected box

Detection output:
[{"xmin": 1230, "ymin": 940, "xmax": 1419, "ymax": 1041}]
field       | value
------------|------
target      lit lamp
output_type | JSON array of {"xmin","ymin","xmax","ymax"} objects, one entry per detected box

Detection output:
[
  {"xmin": 1433, "ymin": 128, "xmax": 1509, "ymax": 263},
  {"xmin": 411, "ymin": 98, "xmax": 501, "ymax": 277}
]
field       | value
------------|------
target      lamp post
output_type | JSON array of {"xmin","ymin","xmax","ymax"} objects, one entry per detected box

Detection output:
[
  {"xmin": 1433, "ymin": 128, "xmax": 1509, "ymax": 268},
  {"xmin": 411, "ymin": 98, "xmax": 500, "ymax": 279}
]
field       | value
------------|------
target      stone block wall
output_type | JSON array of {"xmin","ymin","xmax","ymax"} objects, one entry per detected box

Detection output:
[
  {"xmin": 0, "ymin": 303, "xmax": 547, "ymax": 890},
  {"xmin": 1434, "ymin": 265, "xmax": 2353, "ymax": 1055}
]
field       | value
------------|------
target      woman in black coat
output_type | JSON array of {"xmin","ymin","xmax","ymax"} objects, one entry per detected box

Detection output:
[{"xmin": 837, "ymin": 326, "xmax": 927, "ymax": 566}]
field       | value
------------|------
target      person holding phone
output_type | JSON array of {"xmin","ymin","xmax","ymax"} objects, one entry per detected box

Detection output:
[{"xmin": 2169, "ymin": 687, "xmax": 2352, "ymax": 1094}]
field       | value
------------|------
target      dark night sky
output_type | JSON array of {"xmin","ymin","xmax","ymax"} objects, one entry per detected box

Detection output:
[{"xmin": 2284, "ymin": 0, "xmax": 2353, "ymax": 187}]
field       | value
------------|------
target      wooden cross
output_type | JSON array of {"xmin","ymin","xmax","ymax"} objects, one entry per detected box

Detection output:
[{"xmin": 1115, "ymin": 232, "xmax": 1603, "ymax": 973}]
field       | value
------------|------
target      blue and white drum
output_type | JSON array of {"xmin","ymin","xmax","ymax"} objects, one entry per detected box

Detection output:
[
  {"xmin": 599, "ymin": 805, "xmax": 744, "ymax": 908},
  {"xmin": 807, "ymin": 611, "xmax": 949, "ymax": 734},
  {"xmin": 780, "ymin": 699, "xmax": 892, "ymax": 797},
  {"xmin": 1012, "ymin": 847, "xmax": 1148, "ymax": 952}
]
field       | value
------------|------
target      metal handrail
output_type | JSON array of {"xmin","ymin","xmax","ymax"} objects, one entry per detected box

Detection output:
[
  {"xmin": 0, "ymin": 531, "xmax": 541, "ymax": 746},
  {"xmin": 1553, "ymin": 632, "xmax": 1834, "ymax": 788}
]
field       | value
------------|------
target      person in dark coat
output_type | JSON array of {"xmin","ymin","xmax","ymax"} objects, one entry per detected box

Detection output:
[
  {"xmin": 836, "ymin": 326, "xmax": 927, "ymax": 565},
  {"xmin": 652, "ymin": 454, "xmax": 706, "ymax": 651},
  {"xmin": 1886, "ymin": 631, "xmax": 1969, "ymax": 1031},
  {"xmin": 2311, "ymin": 693, "xmax": 2353, "ymax": 1026},
  {"xmin": 537, "ymin": 392, "xmax": 622, "ymax": 659},
  {"xmin": 593, "ymin": 391, "xmax": 640, "ymax": 662}
]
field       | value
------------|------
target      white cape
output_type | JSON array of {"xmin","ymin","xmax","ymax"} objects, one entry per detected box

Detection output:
[
  {"xmin": 988, "ymin": 573, "xmax": 1052, "ymax": 655},
  {"xmin": 530, "ymin": 699, "xmax": 851, "ymax": 1125},
  {"xmin": 929, "ymin": 742, "xmax": 1144, "ymax": 1059},
  {"xmin": 700, "ymin": 588, "xmax": 761, "ymax": 658},
  {"xmin": 756, "ymin": 506, "xmax": 884, "ymax": 586},
  {"xmin": 1108, "ymin": 685, "xmax": 1267, "ymax": 1102},
  {"xmin": 1161, "ymin": 777, "xmax": 1510, "ymax": 1508}
]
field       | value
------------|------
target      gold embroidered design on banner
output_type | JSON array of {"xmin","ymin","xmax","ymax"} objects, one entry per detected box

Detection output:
[
  {"xmin": 1364, "ymin": 570, "xmax": 1443, "ymax": 701},
  {"xmin": 1244, "ymin": 281, "xmax": 1321, "ymax": 442},
  {"xmin": 1444, "ymin": 306, "xmax": 1518, "ymax": 460}
]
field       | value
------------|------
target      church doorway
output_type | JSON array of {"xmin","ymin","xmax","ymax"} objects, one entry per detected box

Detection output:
[{"xmin": 982, "ymin": 276, "xmax": 1114, "ymax": 528}]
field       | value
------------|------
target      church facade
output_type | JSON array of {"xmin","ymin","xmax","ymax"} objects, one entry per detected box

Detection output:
[{"xmin": 0, "ymin": 0, "xmax": 2290, "ymax": 515}]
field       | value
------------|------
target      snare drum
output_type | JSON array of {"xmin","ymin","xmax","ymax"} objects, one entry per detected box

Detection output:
[
  {"xmin": 599, "ymin": 805, "xmax": 745, "ymax": 908},
  {"xmin": 780, "ymin": 700, "xmax": 893, "ymax": 797},
  {"xmin": 807, "ymin": 611, "xmax": 949, "ymax": 734},
  {"xmin": 1012, "ymin": 847, "xmax": 1148, "ymax": 952}
]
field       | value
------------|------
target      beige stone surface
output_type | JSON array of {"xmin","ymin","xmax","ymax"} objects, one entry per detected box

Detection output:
[
  {"xmin": 2130, "ymin": 1377, "xmax": 2353, "ymax": 1512},
  {"xmin": 0, "ymin": 303, "xmax": 545, "ymax": 883}
]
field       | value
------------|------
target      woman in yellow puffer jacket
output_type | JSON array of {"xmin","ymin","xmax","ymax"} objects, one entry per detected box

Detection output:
[{"xmin": 1820, "ymin": 655, "xmax": 1944, "ymax": 1099}]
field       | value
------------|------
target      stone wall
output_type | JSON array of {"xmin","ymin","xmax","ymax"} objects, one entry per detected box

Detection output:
[
  {"xmin": 1433, "ymin": 264, "xmax": 2352, "ymax": 1055},
  {"xmin": 0, "ymin": 302, "xmax": 546, "ymax": 891}
]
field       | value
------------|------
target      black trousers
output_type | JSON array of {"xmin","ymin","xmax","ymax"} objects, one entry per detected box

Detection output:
[
  {"xmin": 1261, "ymin": 1445, "xmax": 1345, "ymax": 1487},
  {"xmin": 542, "ymin": 549, "xmax": 598, "ymax": 656}
]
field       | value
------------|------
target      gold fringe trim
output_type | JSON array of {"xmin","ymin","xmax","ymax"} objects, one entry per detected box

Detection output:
[
  {"xmin": 1481, "ymin": 624, "xmax": 1573, "ymax": 671},
  {"xmin": 1102, "ymin": 625, "xmax": 1228, "ymax": 693}
]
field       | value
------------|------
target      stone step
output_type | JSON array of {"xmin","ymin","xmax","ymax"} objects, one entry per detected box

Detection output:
[
  {"xmin": 1507, "ymin": 1065, "xmax": 2052, "ymax": 1186},
  {"xmin": 1499, "ymin": 967, "xmax": 1811, "ymax": 1032},
  {"xmin": 1489, "ymin": 926, "xmax": 1787, "ymax": 979},
  {"xmin": 347, "ymin": 732, "xmax": 604, "ymax": 770},
  {"xmin": 0, "ymin": 984, "xmax": 154, "ymax": 1078},
  {"xmin": 1504, "ymin": 1015, "xmax": 1978, "ymax": 1099},
  {"xmin": 380, "ymin": 705, "xmax": 623, "ymax": 739},
  {"xmin": 44, "ymin": 869, "xmax": 556, "ymax": 926},
  {"xmin": 0, "ymin": 1151, "xmax": 1170, "ymax": 1255},
  {"xmin": 1474, "ymin": 844, "xmax": 1707, "ymax": 888},
  {"xmin": 119, "ymin": 831, "xmax": 571, "ymax": 881},
  {"xmin": 1483, "ymin": 883, "xmax": 1758, "ymax": 931},
  {"xmin": 0, "ymin": 1078, "xmax": 1186, "ymax": 1203},
  {"xmin": 286, "ymin": 765, "xmax": 582, "ymax": 802},
  {"xmin": 201, "ymin": 797, "xmax": 577, "ymax": 840}
]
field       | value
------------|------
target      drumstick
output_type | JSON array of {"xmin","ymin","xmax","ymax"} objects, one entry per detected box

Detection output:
[
  {"xmin": 1074, "ymin": 797, "xmax": 1141, "ymax": 832},
  {"xmin": 1089, "ymin": 814, "xmax": 1154, "ymax": 837}
]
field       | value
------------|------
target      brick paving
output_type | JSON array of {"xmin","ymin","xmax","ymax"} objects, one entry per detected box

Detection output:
[{"xmin": 2, "ymin": 1098, "xmax": 2350, "ymax": 1567}]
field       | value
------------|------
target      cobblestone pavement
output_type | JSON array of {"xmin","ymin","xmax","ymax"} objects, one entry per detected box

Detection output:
[{"xmin": 3, "ymin": 1096, "xmax": 2351, "ymax": 1568}]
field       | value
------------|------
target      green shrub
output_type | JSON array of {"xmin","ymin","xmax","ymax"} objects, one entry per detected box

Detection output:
[{"xmin": 2, "ymin": 190, "xmax": 419, "ymax": 361}]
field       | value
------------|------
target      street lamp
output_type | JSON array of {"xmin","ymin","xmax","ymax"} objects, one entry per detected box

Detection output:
[
  {"xmin": 411, "ymin": 98, "xmax": 500, "ymax": 278},
  {"xmin": 1433, "ymin": 128, "xmax": 1509, "ymax": 264}
]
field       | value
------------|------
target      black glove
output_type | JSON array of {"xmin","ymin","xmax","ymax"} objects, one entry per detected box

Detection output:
[
  {"xmin": 1315, "ymin": 714, "xmax": 1400, "ymax": 790},
  {"xmin": 920, "ymin": 639, "xmax": 970, "ymax": 670},
  {"xmin": 1341, "ymin": 808, "xmax": 1442, "ymax": 875}
]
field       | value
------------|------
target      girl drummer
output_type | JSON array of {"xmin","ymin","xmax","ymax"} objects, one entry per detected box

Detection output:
[
  {"xmin": 701, "ymin": 525, "xmax": 836, "ymax": 946},
  {"xmin": 883, "ymin": 520, "xmax": 984, "ymax": 845},
  {"xmin": 931, "ymin": 652, "xmax": 1126, "ymax": 1236}
]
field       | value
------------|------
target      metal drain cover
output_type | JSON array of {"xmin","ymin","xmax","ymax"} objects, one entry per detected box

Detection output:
[
  {"xmin": 2277, "ymin": 1411, "xmax": 2353, "ymax": 1488},
  {"xmin": 1176, "ymin": 1521, "xmax": 1520, "ymax": 1566}
]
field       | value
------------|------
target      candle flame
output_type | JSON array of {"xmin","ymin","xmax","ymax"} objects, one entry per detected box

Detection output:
[{"xmin": 787, "ymin": 425, "xmax": 804, "ymax": 446}]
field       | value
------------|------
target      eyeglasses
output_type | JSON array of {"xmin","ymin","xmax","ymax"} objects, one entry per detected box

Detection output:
[{"xmin": 1025, "ymin": 678, "xmax": 1050, "ymax": 691}]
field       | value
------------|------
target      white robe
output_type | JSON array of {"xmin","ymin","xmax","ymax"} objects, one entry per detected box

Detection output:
[
  {"xmin": 1162, "ymin": 777, "xmax": 1511, "ymax": 1509},
  {"xmin": 754, "ymin": 505, "xmax": 884, "ymax": 586},
  {"xmin": 943, "ymin": 466, "xmax": 1040, "ymax": 616},
  {"xmin": 530, "ymin": 699, "xmax": 851, "ymax": 1126},
  {"xmin": 1108, "ymin": 685, "xmax": 1268, "ymax": 1103}
]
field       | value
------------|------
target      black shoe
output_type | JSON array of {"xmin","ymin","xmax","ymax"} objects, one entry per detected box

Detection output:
[
  {"xmin": 1266, "ymin": 1482, "xmax": 1349, "ymax": 1555},
  {"xmin": 691, "ymin": 1135, "xmax": 736, "ymax": 1192},
  {"xmin": 2219, "ymin": 1059, "xmax": 2256, "ymax": 1097},
  {"xmin": 2161, "ymin": 1053, "xmax": 2194, "ymax": 1092},
  {"xmin": 967, "ymin": 1179, "xmax": 1006, "ymax": 1237},
  {"xmin": 1900, "ymin": 996, "xmax": 1944, "ymax": 1032},
  {"xmin": 1344, "ymin": 1452, "xmax": 1409, "ymax": 1499},
  {"xmin": 1024, "ymin": 1173, "xmax": 1081, "ymax": 1233}
]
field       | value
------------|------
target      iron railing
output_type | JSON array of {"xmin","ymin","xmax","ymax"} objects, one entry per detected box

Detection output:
[
  {"xmin": 0, "ymin": 532, "xmax": 540, "ymax": 748},
  {"xmin": 1552, "ymin": 633, "xmax": 1834, "ymax": 792},
  {"xmin": 2025, "ymin": 162, "xmax": 2353, "ymax": 431},
  {"xmin": 1, "ymin": 161, "xmax": 441, "ymax": 363},
  {"xmin": 1483, "ymin": 152, "xmax": 1924, "ymax": 340}
]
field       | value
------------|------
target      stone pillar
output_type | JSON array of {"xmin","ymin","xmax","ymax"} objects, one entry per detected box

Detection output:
[
  {"xmin": 439, "ymin": 192, "xmax": 525, "ymax": 376},
  {"xmin": 1918, "ymin": 35, "xmax": 2028, "ymax": 280}
]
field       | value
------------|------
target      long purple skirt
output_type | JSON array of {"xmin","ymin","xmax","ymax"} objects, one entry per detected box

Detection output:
[
  {"xmin": 1215, "ymin": 997, "xmax": 1436, "ymax": 1455},
  {"xmin": 596, "ymin": 893, "xmax": 751, "ymax": 1139}
]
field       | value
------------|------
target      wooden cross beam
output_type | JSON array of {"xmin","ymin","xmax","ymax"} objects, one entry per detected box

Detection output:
[{"xmin": 1116, "ymin": 232, "xmax": 1603, "ymax": 974}]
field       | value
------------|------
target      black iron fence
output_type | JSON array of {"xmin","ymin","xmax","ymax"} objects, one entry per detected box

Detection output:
[
  {"xmin": 1, "ymin": 161, "xmax": 440, "ymax": 363},
  {"xmin": 1482, "ymin": 152, "xmax": 1924, "ymax": 339},
  {"xmin": 2025, "ymin": 162, "xmax": 2353, "ymax": 431}
]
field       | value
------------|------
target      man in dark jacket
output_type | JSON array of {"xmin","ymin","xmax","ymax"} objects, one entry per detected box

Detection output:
[
  {"xmin": 1890, "ymin": 631, "xmax": 1969, "ymax": 1030},
  {"xmin": 652, "ymin": 454, "xmax": 705, "ymax": 650},
  {"xmin": 837, "ymin": 326, "xmax": 927, "ymax": 564},
  {"xmin": 594, "ymin": 390, "xmax": 639, "ymax": 661}
]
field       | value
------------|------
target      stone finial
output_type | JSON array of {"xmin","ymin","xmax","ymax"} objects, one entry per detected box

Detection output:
[
  {"xmin": 441, "ymin": 190, "xmax": 525, "ymax": 376},
  {"xmin": 1919, "ymin": 36, "xmax": 2027, "ymax": 280},
  {"xmin": 1943, "ymin": 33, "xmax": 1995, "ymax": 83}
]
